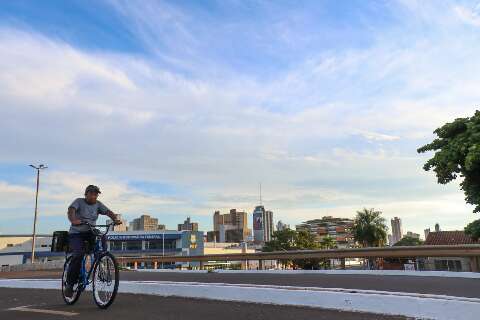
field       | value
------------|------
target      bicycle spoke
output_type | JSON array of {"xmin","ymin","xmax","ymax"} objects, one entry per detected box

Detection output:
[{"xmin": 93, "ymin": 255, "xmax": 116, "ymax": 306}]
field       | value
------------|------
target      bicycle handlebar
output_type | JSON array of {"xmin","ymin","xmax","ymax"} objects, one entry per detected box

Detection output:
[{"xmin": 78, "ymin": 221, "xmax": 117, "ymax": 236}]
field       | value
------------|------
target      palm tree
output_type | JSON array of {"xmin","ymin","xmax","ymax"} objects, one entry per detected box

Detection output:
[
  {"xmin": 320, "ymin": 236, "xmax": 336, "ymax": 249},
  {"xmin": 352, "ymin": 208, "xmax": 388, "ymax": 247}
]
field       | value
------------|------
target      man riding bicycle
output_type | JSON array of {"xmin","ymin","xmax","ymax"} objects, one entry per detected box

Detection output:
[{"xmin": 64, "ymin": 185, "xmax": 121, "ymax": 298}]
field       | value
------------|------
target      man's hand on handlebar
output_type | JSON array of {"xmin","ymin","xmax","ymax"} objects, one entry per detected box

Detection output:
[{"xmin": 112, "ymin": 215, "xmax": 122, "ymax": 225}]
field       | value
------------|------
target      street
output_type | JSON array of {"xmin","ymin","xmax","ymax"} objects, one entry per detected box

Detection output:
[
  {"xmin": 2, "ymin": 270, "xmax": 480, "ymax": 319},
  {"xmin": 0, "ymin": 287, "xmax": 410, "ymax": 320}
]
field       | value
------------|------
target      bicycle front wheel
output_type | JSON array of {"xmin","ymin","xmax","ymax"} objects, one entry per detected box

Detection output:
[{"xmin": 92, "ymin": 252, "xmax": 119, "ymax": 309}]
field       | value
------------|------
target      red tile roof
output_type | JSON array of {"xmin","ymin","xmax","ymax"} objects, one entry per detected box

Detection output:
[{"xmin": 424, "ymin": 231, "xmax": 478, "ymax": 245}]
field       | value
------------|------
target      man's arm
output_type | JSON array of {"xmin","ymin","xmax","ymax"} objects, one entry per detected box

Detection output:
[
  {"xmin": 105, "ymin": 210, "xmax": 120, "ymax": 222},
  {"xmin": 98, "ymin": 202, "xmax": 122, "ymax": 224},
  {"xmin": 68, "ymin": 207, "xmax": 82, "ymax": 225}
]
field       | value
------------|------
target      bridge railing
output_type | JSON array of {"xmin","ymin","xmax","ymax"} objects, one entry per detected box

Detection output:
[{"xmin": 116, "ymin": 244, "xmax": 480, "ymax": 271}]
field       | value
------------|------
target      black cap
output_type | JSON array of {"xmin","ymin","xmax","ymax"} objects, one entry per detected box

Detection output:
[{"xmin": 85, "ymin": 185, "xmax": 101, "ymax": 195}]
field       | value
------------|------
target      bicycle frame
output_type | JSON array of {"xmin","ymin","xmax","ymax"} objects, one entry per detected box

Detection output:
[
  {"xmin": 68, "ymin": 222, "xmax": 113, "ymax": 290},
  {"xmin": 79, "ymin": 240, "xmax": 102, "ymax": 288}
]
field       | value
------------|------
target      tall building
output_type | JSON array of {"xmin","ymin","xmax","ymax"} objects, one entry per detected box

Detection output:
[
  {"xmin": 391, "ymin": 217, "xmax": 403, "ymax": 245},
  {"xmin": 387, "ymin": 234, "xmax": 393, "ymax": 246},
  {"xmin": 178, "ymin": 217, "xmax": 198, "ymax": 231},
  {"xmin": 265, "ymin": 210, "xmax": 273, "ymax": 242},
  {"xmin": 296, "ymin": 216, "xmax": 355, "ymax": 248},
  {"xmin": 435, "ymin": 223, "xmax": 441, "ymax": 232},
  {"xmin": 276, "ymin": 220, "xmax": 290, "ymax": 231},
  {"xmin": 129, "ymin": 215, "xmax": 165, "ymax": 231},
  {"xmin": 106, "ymin": 214, "xmax": 128, "ymax": 232},
  {"xmin": 252, "ymin": 206, "xmax": 274, "ymax": 244},
  {"xmin": 406, "ymin": 231, "xmax": 420, "ymax": 239},
  {"xmin": 211, "ymin": 209, "xmax": 250, "ymax": 242},
  {"xmin": 424, "ymin": 228, "xmax": 431, "ymax": 240}
]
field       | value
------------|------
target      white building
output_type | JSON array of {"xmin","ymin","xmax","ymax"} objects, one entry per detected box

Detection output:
[
  {"xmin": 0, "ymin": 234, "xmax": 60, "ymax": 266},
  {"xmin": 276, "ymin": 220, "xmax": 290, "ymax": 231},
  {"xmin": 406, "ymin": 231, "xmax": 420, "ymax": 239}
]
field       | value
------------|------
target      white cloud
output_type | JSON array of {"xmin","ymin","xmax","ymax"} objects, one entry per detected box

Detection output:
[
  {"xmin": 2, "ymin": 1, "xmax": 480, "ymax": 234},
  {"xmin": 357, "ymin": 131, "xmax": 400, "ymax": 142},
  {"xmin": 0, "ymin": 171, "xmax": 186, "ymax": 220},
  {"xmin": 455, "ymin": 4, "xmax": 480, "ymax": 27}
]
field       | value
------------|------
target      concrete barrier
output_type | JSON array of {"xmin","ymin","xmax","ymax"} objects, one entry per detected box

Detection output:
[{"xmin": 0, "ymin": 260, "xmax": 64, "ymax": 273}]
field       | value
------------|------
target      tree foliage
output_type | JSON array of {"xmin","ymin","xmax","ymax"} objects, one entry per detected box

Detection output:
[
  {"xmin": 417, "ymin": 111, "xmax": 480, "ymax": 240},
  {"xmin": 465, "ymin": 220, "xmax": 480, "ymax": 241},
  {"xmin": 263, "ymin": 229, "xmax": 319, "ymax": 252},
  {"xmin": 352, "ymin": 208, "xmax": 388, "ymax": 247},
  {"xmin": 263, "ymin": 228, "xmax": 326, "ymax": 269},
  {"xmin": 320, "ymin": 236, "xmax": 336, "ymax": 249},
  {"xmin": 262, "ymin": 228, "xmax": 297, "ymax": 252},
  {"xmin": 393, "ymin": 236, "xmax": 424, "ymax": 247}
]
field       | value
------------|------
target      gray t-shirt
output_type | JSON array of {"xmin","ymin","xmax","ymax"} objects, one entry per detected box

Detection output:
[{"xmin": 68, "ymin": 198, "xmax": 110, "ymax": 233}]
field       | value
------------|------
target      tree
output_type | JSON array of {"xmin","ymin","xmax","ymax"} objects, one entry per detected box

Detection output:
[
  {"xmin": 352, "ymin": 208, "xmax": 388, "ymax": 247},
  {"xmin": 417, "ymin": 111, "xmax": 480, "ymax": 240},
  {"xmin": 292, "ymin": 230, "xmax": 321, "ymax": 270},
  {"xmin": 393, "ymin": 236, "xmax": 424, "ymax": 247},
  {"xmin": 320, "ymin": 236, "xmax": 336, "ymax": 249},
  {"xmin": 465, "ymin": 220, "xmax": 480, "ymax": 241},
  {"xmin": 262, "ymin": 229, "xmax": 296, "ymax": 252},
  {"xmin": 295, "ymin": 230, "xmax": 319, "ymax": 250},
  {"xmin": 263, "ymin": 229, "xmax": 321, "ymax": 269},
  {"xmin": 317, "ymin": 236, "xmax": 336, "ymax": 269}
]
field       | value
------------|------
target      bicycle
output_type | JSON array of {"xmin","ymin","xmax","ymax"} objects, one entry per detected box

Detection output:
[{"xmin": 60, "ymin": 221, "xmax": 119, "ymax": 309}]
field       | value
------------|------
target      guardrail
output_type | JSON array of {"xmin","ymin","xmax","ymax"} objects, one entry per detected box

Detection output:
[{"xmin": 116, "ymin": 244, "xmax": 480, "ymax": 271}]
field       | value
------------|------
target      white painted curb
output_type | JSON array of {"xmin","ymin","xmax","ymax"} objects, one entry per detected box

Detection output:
[{"xmin": 0, "ymin": 279, "xmax": 479, "ymax": 320}]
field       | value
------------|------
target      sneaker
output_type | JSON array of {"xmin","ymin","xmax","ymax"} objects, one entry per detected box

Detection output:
[{"xmin": 64, "ymin": 284, "xmax": 74, "ymax": 298}]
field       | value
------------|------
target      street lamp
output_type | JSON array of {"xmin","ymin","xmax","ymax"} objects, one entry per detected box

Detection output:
[
  {"xmin": 162, "ymin": 229, "xmax": 165, "ymax": 269},
  {"xmin": 29, "ymin": 164, "xmax": 47, "ymax": 264}
]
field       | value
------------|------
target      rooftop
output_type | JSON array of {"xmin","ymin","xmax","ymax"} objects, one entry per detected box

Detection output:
[{"xmin": 424, "ymin": 231, "xmax": 478, "ymax": 246}]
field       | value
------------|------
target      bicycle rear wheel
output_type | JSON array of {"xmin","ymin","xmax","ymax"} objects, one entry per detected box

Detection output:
[
  {"xmin": 61, "ymin": 256, "xmax": 82, "ymax": 305},
  {"xmin": 92, "ymin": 252, "xmax": 119, "ymax": 309}
]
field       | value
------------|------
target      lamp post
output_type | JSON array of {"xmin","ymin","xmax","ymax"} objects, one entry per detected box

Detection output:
[
  {"xmin": 162, "ymin": 229, "xmax": 165, "ymax": 269},
  {"xmin": 29, "ymin": 164, "xmax": 47, "ymax": 263}
]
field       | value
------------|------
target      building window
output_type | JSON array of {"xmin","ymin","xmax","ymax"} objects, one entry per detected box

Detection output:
[
  {"xmin": 434, "ymin": 259, "xmax": 462, "ymax": 272},
  {"xmin": 147, "ymin": 240, "xmax": 162, "ymax": 250},
  {"xmin": 126, "ymin": 241, "xmax": 142, "ymax": 251},
  {"xmin": 110, "ymin": 241, "xmax": 123, "ymax": 251},
  {"xmin": 6, "ymin": 244, "xmax": 14, "ymax": 247},
  {"xmin": 147, "ymin": 240, "xmax": 176, "ymax": 250}
]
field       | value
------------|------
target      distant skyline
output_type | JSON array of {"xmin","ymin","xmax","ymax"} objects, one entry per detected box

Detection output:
[{"xmin": 1, "ymin": 1, "xmax": 480, "ymax": 235}]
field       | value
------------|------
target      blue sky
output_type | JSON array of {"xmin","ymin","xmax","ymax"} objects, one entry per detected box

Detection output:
[{"xmin": 1, "ymin": 0, "xmax": 480, "ymax": 236}]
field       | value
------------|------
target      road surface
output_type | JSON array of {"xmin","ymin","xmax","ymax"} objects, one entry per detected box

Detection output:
[
  {"xmin": 3, "ymin": 270, "xmax": 480, "ymax": 319},
  {"xmin": 0, "ymin": 287, "xmax": 410, "ymax": 320},
  {"xmin": 3, "ymin": 270, "xmax": 479, "ymax": 298}
]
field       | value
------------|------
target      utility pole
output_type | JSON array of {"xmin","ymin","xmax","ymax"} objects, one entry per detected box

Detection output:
[
  {"xmin": 29, "ymin": 164, "xmax": 47, "ymax": 264},
  {"xmin": 162, "ymin": 229, "xmax": 165, "ymax": 269}
]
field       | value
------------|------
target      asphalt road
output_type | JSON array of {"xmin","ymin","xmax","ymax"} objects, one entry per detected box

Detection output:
[
  {"xmin": 2, "ymin": 270, "xmax": 479, "ymax": 298},
  {"xmin": 0, "ymin": 287, "xmax": 410, "ymax": 320}
]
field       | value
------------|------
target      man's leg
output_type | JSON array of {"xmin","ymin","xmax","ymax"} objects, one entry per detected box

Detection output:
[{"xmin": 66, "ymin": 233, "xmax": 86, "ymax": 287}]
